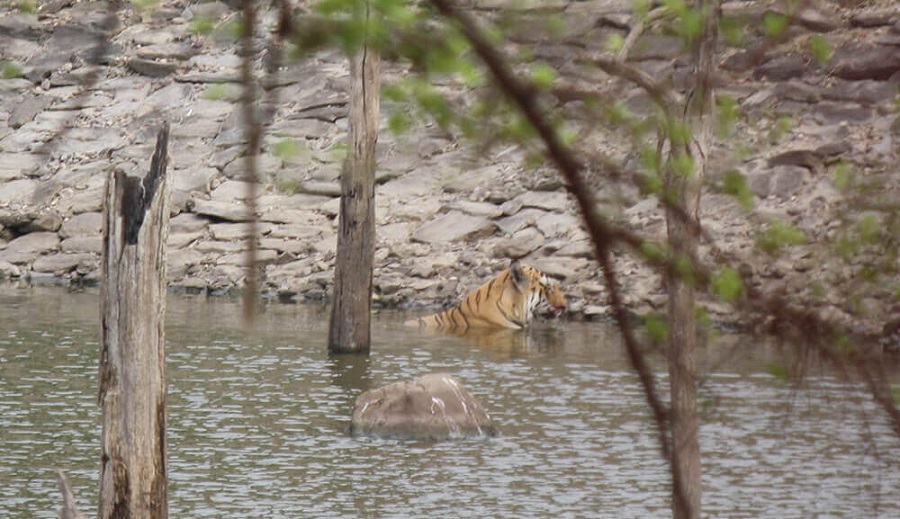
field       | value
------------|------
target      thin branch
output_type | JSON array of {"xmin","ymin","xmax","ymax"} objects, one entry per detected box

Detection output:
[
  {"xmin": 428, "ymin": 0, "xmax": 673, "ymax": 459},
  {"xmin": 618, "ymin": 7, "xmax": 669, "ymax": 63},
  {"xmin": 239, "ymin": 0, "xmax": 262, "ymax": 326}
]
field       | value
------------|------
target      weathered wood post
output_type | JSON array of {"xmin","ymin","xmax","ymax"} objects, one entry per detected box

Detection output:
[
  {"xmin": 99, "ymin": 123, "xmax": 170, "ymax": 519},
  {"xmin": 328, "ymin": 4, "xmax": 381, "ymax": 355}
]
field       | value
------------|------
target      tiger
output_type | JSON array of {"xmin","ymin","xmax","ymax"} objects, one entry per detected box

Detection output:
[{"xmin": 404, "ymin": 260, "xmax": 567, "ymax": 331}]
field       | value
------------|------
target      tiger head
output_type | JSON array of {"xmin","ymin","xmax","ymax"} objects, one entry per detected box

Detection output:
[{"xmin": 512, "ymin": 261, "xmax": 567, "ymax": 319}]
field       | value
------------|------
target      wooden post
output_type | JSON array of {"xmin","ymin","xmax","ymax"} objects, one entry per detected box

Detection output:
[
  {"xmin": 328, "ymin": 8, "xmax": 380, "ymax": 355},
  {"xmin": 99, "ymin": 124, "xmax": 170, "ymax": 519}
]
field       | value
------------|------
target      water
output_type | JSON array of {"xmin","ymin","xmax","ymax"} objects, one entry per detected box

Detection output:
[{"xmin": 1, "ymin": 285, "xmax": 897, "ymax": 518}]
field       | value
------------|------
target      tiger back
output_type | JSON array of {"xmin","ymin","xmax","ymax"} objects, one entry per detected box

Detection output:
[{"xmin": 404, "ymin": 261, "xmax": 566, "ymax": 331}]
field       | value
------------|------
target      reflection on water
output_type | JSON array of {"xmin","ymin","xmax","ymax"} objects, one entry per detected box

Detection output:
[{"xmin": 1, "ymin": 285, "xmax": 898, "ymax": 518}]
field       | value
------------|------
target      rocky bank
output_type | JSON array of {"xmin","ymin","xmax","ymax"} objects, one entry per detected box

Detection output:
[{"xmin": 0, "ymin": 1, "xmax": 897, "ymax": 337}]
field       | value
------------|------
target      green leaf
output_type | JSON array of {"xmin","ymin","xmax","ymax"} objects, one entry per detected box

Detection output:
[
  {"xmin": 17, "ymin": 0, "xmax": 35, "ymax": 13},
  {"xmin": 756, "ymin": 221, "xmax": 807, "ymax": 256},
  {"xmin": 762, "ymin": 11, "xmax": 789, "ymax": 38},
  {"xmin": 203, "ymin": 83, "xmax": 231, "ymax": 101},
  {"xmin": 857, "ymin": 213, "xmax": 880, "ymax": 243},
  {"xmin": 190, "ymin": 16, "xmax": 215, "ymax": 35},
  {"xmin": 387, "ymin": 110, "xmax": 410, "ymax": 135},
  {"xmin": 832, "ymin": 160, "xmax": 853, "ymax": 189},
  {"xmin": 720, "ymin": 15, "xmax": 743, "ymax": 46},
  {"xmin": 674, "ymin": 254, "xmax": 696, "ymax": 285},
  {"xmin": 670, "ymin": 151, "xmax": 695, "ymax": 178},
  {"xmin": 643, "ymin": 313, "xmax": 668, "ymax": 343},
  {"xmin": 716, "ymin": 95, "xmax": 740, "ymax": 137},
  {"xmin": 712, "ymin": 266, "xmax": 743, "ymax": 302},
  {"xmin": 640, "ymin": 241, "xmax": 668, "ymax": 264},
  {"xmin": 530, "ymin": 62, "xmax": 557, "ymax": 89},
  {"xmin": 605, "ymin": 33, "xmax": 625, "ymax": 52},
  {"xmin": 722, "ymin": 169, "xmax": 754, "ymax": 210},
  {"xmin": 765, "ymin": 361, "xmax": 789, "ymax": 381},
  {"xmin": 641, "ymin": 171, "xmax": 663, "ymax": 195},
  {"xmin": 1, "ymin": 61, "xmax": 23, "ymax": 79},
  {"xmin": 806, "ymin": 34, "xmax": 832, "ymax": 66},
  {"xmin": 272, "ymin": 139, "xmax": 300, "ymax": 160},
  {"xmin": 680, "ymin": 9, "xmax": 703, "ymax": 42},
  {"xmin": 892, "ymin": 386, "xmax": 900, "ymax": 404},
  {"xmin": 558, "ymin": 124, "xmax": 579, "ymax": 147}
]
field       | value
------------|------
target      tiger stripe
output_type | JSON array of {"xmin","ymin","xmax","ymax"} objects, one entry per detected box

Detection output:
[{"xmin": 404, "ymin": 261, "xmax": 566, "ymax": 331}]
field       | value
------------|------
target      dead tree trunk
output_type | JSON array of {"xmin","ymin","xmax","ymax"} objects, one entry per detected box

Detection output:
[
  {"xmin": 328, "ymin": 12, "xmax": 380, "ymax": 355},
  {"xmin": 665, "ymin": 2, "xmax": 719, "ymax": 518},
  {"xmin": 99, "ymin": 124, "xmax": 170, "ymax": 519}
]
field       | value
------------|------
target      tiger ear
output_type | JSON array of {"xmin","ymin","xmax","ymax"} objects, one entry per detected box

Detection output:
[{"xmin": 510, "ymin": 260, "xmax": 527, "ymax": 289}]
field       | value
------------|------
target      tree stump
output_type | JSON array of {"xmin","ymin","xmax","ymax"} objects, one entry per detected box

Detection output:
[{"xmin": 98, "ymin": 124, "xmax": 170, "ymax": 519}]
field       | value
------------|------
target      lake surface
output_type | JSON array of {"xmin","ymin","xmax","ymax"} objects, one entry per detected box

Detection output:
[{"xmin": 1, "ymin": 284, "xmax": 898, "ymax": 518}]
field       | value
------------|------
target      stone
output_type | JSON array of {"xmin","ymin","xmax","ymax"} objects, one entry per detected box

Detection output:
[
  {"xmin": 513, "ymin": 190, "xmax": 569, "ymax": 212},
  {"xmin": 629, "ymin": 34, "xmax": 684, "ymax": 61},
  {"xmin": 22, "ymin": 212, "xmax": 63, "ymax": 233},
  {"xmin": 829, "ymin": 42, "xmax": 900, "ymax": 80},
  {"xmin": 0, "ymin": 153, "xmax": 41, "ymax": 181},
  {"xmin": 811, "ymin": 102, "xmax": 872, "ymax": 124},
  {"xmin": 493, "ymin": 227, "xmax": 544, "ymax": 259},
  {"xmin": 769, "ymin": 165, "xmax": 809, "ymax": 199},
  {"xmin": 535, "ymin": 213, "xmax": 582, "ymax": 238},
  {"xmin": 190, "ymin": 199, "xmax": 252, "ymax": 222},
  {"xmin": 173, "ymin": 166, "xmax": 217, "ymax": 195},
  {"xmin": 8, "ymin": 95, "xmax": 52, "ymax": 129},
  {"xmin": 209, "ymin": 221, "xmax": 275, "ymax": 241},
  {"xmin": 0, "ymin": 232, "xmax": 60, "ymax": 264},
  {"xmin": 411, "ymin": 211, "xmax": 495, "ymax": 244},
  {"xmin": 59, "ymin": 212, "xmax": 102, "ymax": 238},
  {"xmin": 32, "ymin": 252, "xmax": 95, "ymax": 274},
  {"xmin": 754, "ymin": 55, "xmax": 810, "ymax": 81},
  {"xmin": 350, "ymin": 373, "xmax": 496, "ymax": 440},
  {"xmin": 444, "ymin": 200, "xmax": 504, "ymax": 218},
  {"xmin": 61, "ymin": 236, "xmax": 102, "ymax": 254},
  {"xmin": 822, "ymin": 80, "xmax": 895, "ymax": 106},
  {"xmin": 495, "ymin": 208, "xmax": 547, "ymax": 235},
  {"xmin": 0, "ymin": 178, "xmax": 39, "ymax": 204},
  {"xmin": 127, "ymin": 58, "xmax": 180, "ymax": 78},
  {"xmin": 0, "ymin": 260, "xmax": 21, "ymax": 278}
]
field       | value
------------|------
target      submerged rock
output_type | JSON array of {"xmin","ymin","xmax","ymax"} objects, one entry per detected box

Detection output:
[{"xmin": 350, "ymin": 373, "xmax": 496, "ymax": 440}]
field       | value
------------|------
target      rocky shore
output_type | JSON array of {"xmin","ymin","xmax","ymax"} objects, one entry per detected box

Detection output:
[{"xmin": 0, "ymin": 1, "xmax": 897, "ymax": 337}]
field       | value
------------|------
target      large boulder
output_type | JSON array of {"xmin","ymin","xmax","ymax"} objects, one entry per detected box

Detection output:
[{"xmin": 350, "ymin": 373, "xmax": 496, "ymax": 440}]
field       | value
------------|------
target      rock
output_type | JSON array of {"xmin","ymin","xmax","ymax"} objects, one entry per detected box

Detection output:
[
  {"xmin": 811, "ymin": 102, "xmax": 872, "ymax": 124},
  {"xmin": 127, "ymin": 58, "xmax": 180, "ymax": 78},
  {"xmin": 822, "ymin": 80, "xmax": 895, "ymax": 106},
  {"xmin": 59, "ymin": 212, "xmax": 102, "ymax": 238},
  {"xmin": 769, "ymin": 165, "xmax": 809, "ymax": 199},
  {"xmin": 0, "ymin": 232, "xmax": 60, "ymax": 264},
  {"xmin": 170, "ymin": 212, "xmax": 209, "ymax": 234},
  {"xmin": 32, "ymin": 252, "xmax": 95, "ymax": 274},
  {"xmin": 535, "ymin": 212, "xmax": 582, "ymax": 238},
  {"xmin": 495, "ymin": 208, "xmax": 546, "ymax": 235},
  {"xmin": 21, "ymin": 211, "xmax": 62, "ymax": 233},
  {"xmin": 173, "ymin": 166, "xmax": 217, "ymax": 195},
  {"xmin": 8, "ymin": 95, "xmax": 52, "ymax": 129},
  {"xmin": 190, "ymin": 199, "xmax": 252, "ymax": 222},
  {"xmin": 444, "ymin": 200, "xmax": 504, "ymax": 218},
  {"xmin": 350, "ymin": 373, "xmax": 496, "ymax": 440},
  {"xmin": 60, "ymin": 236, "xmax": 101, "ymax": 254},
  {"xmin": 513, "ymin": 190, "xmax": 569, "ymax": 212},
  {"xmin": 492, "ymin": 227, "xmax": 544, "ymax": 259},
  {"xmin": 0, "ymin": 178, "xmax": 38, "ymax": 205},
  {"xmin": 0, "ymin": 260, "xmax": 21, "ymax": 278},
  {"xmin": 754, "ymin": 55, "xmax": 810, "ymax": 81},
  {"xmin": 829, "ymin": 42, "xmax": 900, "ymax": 80},
  {"xmin": 411, "ymin": 211, "xmax": 495, "ymax": 244}
]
